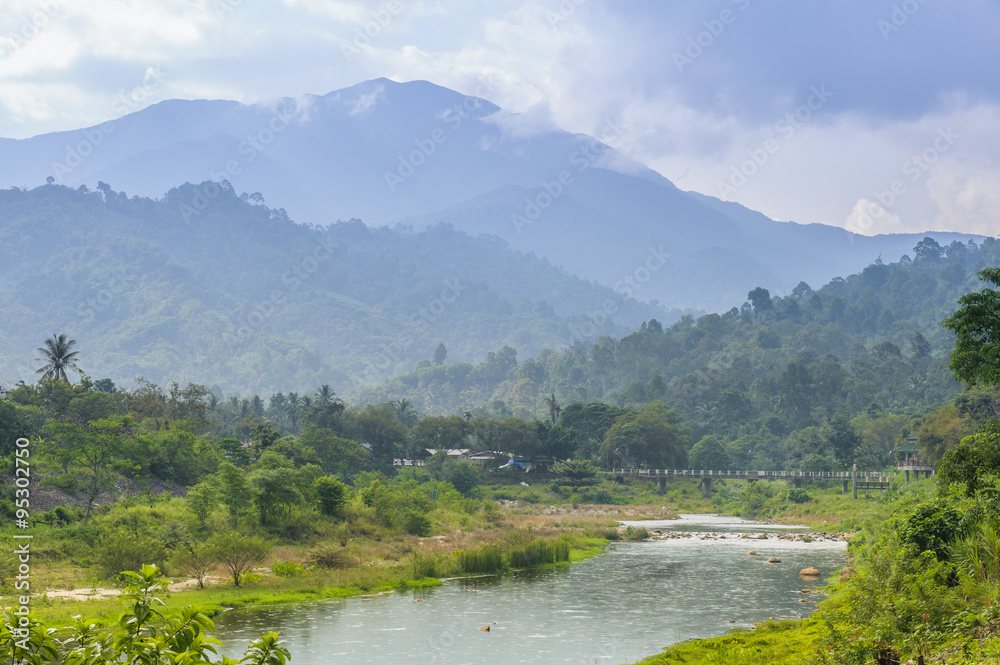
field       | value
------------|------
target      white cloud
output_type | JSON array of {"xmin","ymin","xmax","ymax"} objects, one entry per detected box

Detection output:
[
  {"xmin": 928, "ymin": 163, "xmax": 1000, "ymax": 237},
  {"xmin": 843, "ymin": 198, "xmax": 905, "ymax": 237},
  {"xmin": 0, "ymin": 0, "xmax": 998, "ymax": 236},
  {"xmin": 348, "ymin": 82, "xmax": 384, "ymax": 115}
]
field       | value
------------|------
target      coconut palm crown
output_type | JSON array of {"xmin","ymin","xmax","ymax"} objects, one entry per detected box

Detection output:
[{"xmin": 35, "ymin": 333, "xmax": 81, "ymax": 382}]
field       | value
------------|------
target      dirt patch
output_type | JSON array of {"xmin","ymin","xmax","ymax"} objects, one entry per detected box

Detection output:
[{"xmin": 45, "ymin": 587, "xmax": 120, "ymax": 601}]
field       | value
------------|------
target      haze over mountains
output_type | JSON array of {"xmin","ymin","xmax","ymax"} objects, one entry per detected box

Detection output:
[
  {"xmin": 0, "ymin": 184, "xmax": 662, "ymax": 394},
  {"xmin": 0, "ymin": 79, "xmax": 978, "ymax": 312}
]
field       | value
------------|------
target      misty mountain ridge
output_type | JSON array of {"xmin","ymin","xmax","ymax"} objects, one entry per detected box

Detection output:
[
  {"xmin": 0, "ymin": 183, "xmax": 666, "ymax": 394},
  {"xmin": 0, "ymin": 78, "xmax": 977, "ymax": 312}
]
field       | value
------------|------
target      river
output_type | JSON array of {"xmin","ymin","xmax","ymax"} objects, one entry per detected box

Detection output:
[{"xmin": 214, "ymin": 515, "xmax": 848, "ymax": 664}]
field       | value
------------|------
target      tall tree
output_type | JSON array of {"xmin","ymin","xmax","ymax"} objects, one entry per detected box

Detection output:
[
  {"xmin": 689, "ymin": 435, "xmax": 731, "ymax": 470},
  {"xmin": 943, "ymin": 268, "xmax": 1000, "ymax": 387},
  {"xmin": 561, "ymin": 402, "xmax": 628, "ymax": 461},
  {"xmin": 600, "ymin": 401, "xmax": 689, "ymax": 469},
  {"xmin": 354, "ymin": 403, "xmax": 409, "ymax": 473},
  {"xmin": 284, "ymin": 392, "xmax": 303, "ymax": 428},
  {"xmin": 35, "ymin": 333, "xmax": 81, "ymax": 382},
  {"xmin": 544, "ymin": 393, "xmax": 562, "ymax": 425},
  {"xmin": 411, "ymin": 416, "xmax": 470, "ymax": 452},
  {"xmin": 393, "ymin": 398, "xmax": 419, "ymax": 428},
  {"xmin": 315, "ymin": 384, "xmax": 335, "ymax": 405},
  {"xmin": 43, "ymin": 416, "xmax": 137, "ymax": 521},
  {"xmin": 747, "ymin": 287, "xmax": 773, "ymax": 313},
  {"xmin": 432, "ymin": 343, "xmax": 448, "ymax": 365}
]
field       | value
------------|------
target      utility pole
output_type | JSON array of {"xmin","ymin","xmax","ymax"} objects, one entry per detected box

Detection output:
[{"xmin": 852, "ymin": 463, "xmax": 857, "ymax": 500}]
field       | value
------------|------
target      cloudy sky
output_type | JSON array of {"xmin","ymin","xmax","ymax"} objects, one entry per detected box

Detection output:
[{"xmin": 1, "ymin": 0, "xmax": 997, "ymax": 236}]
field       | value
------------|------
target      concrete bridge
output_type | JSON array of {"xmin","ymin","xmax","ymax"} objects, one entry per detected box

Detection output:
[{"xmin": 612, "ymin": 468, "xmax": 893, "ymax": 498}]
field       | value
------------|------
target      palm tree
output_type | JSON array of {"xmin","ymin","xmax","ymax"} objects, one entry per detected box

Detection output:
[
  {"xmin": 284, "ymin": 393, "xmax": 303, "ymax": 428},
  {"xmin": 316, "ymin": 384, "xmax": 335, "ymax": 405},
  {"xmin": 35, "ymin": 333, "xmax": 81, "ymax": 382},
  {"xmin": 394, "ymin": 398, "xmax": 418, "ymax": 428}
]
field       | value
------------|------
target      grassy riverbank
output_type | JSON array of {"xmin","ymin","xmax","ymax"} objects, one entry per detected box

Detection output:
[
  {"xmin": 13, "ymin": 505, "xmax": 631, "ymax": 626},
  {"xmin": 641, "ymin": 610, "xmax": 1000, "ymax": 664},
  {"xmin": 641, "ymin": 619, "xmax": 829, "ymax": 665},
  {"xmin": 7, "ymin": 477, "xmax": 910, "ymax": 652},
  {"xmin": 639, "ymin": 475, "xmax": 1000, "ymax": 665}
]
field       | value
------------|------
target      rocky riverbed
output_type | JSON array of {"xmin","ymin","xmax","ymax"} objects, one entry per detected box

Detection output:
[{"xmin": 637, "ymin": 529, "xmax": 854, "ymax": 543}]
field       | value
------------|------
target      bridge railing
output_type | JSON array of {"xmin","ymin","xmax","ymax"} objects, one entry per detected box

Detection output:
[{"xmin": 612, "ymin": 468, "xmax": 889, "ymax": 478}]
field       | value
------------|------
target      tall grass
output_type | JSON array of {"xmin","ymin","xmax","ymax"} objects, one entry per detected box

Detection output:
[
  {"xmin": 453, "ymin": 535, "xmax": 571, "ymax": 574},
  {"xmin": 950, "ymin": 522, "xmax": 1000, "ymax": 582},
  {"xmin": 455, "ymin": 546, "xmax": 506, "ymax": 574}
]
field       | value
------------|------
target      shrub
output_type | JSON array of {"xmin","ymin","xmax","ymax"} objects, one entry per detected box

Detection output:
[
  {"xmin": 899, "ymin": 499, "xmax": 964, "ymax": 560},
  {"xmin": 787, "ymin": 488, "xmax": 811, "ymax": 504},
  {"xmin": 307, "ymin": 542, "xmax": 350, "ymax": 569},
  {"xmin": 172, "ymin": 544, "xmax": 215, "ymax": 588},
  {"xmin": 53, "ymin": 505, "xmax": 77, "ymax": 524},
  {"xmin": 241, "ymin": 571, "xmax": 264, "ymax": 585},
  {"xmin": 271, "ymin": 561, "xmax": 304, "ymax": 577},
  {"xmin": 403, "ymin": 512, "xmax": 432, "ymax": 537},
  {"xmin": 481, "ymin": 500, "xmax": 502, "ymax": 523},
  {"xmin": 206, "ymin": 531, "xmax": 272, "ymax": 586},
  {"xmin": 624, "ymin": 526, "xmax": 649, "ymax": 541},
  {"xmin": 314, "ymin": 476, "xmax": 347, "ymax": 517},
  {"xmin": 96, "ymin": 531, "xmax": 167, "ymax": 580}
]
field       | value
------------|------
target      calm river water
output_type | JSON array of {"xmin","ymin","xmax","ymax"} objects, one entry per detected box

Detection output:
[{"xmin": 215, "ymin": 515, "xmax": 847, "ymax": 664}]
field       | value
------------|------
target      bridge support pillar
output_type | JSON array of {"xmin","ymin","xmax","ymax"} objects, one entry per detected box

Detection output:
[
  {"xmin": 657, "ymin": 477, "xmax": 666, "ymax": 494},
  {"xmin": 793, "ymin": 478, "xmax": 803, "ymax": 489},
  {"xmin": 701, "ymin": 477, "xmax": 712, "ymax": 499},
  {"xmin": 841, "ymin": 480, "xmax": 848, "ymax": 494}
]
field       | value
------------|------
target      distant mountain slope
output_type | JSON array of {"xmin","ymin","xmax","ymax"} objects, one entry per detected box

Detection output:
[
  {"xmin": 0, "ymin": 184, "xmax": 663, "ymax": 394},
  {"xmin": 0, "ymin": 78, "xmax": 979, "ymax": 311},
  {"xmin": 357, "ymin": 236, "xmax": 1000, "ymax": 453}
]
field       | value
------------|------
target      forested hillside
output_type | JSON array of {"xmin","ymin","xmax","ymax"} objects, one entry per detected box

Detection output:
[
  {"xmin": 359, "ymin": 236, "xmax": 1000, "ymax": 469},
  {"xmin": 0, "ymin": 183, "xmax": 663, "ymax": 393}
]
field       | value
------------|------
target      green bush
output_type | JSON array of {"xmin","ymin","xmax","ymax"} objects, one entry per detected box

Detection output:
[
  {"xmin": 240, "ymin": 571, "xmax": 264, "ymax": 585},
  {"xmin": 271, "ymin": 561, "xmax": 304, "ymax": 577},
  {"xmin": 899, "ymin": 499, "xmax": 965, "ymax": 560},
  {"xmin": 624, "ymin": 525, "xmax": 649, "ymax": 541},
  {"xmin": 403, "ymin": 511, "xmax": 432, "ymax": 537},
  {"xmin": 787, "ymin": 488, "xmax": 811, "ymax": 504},
  {"xmin": 314, "ymin": 476, "xmax": 347, "ymax": 517},
  {"xmin": 206, "ymin": 531, "xmax": 272, "ymax": 587},
  {"xmin": 307, "ymin": 542, "xmax": 350, "ymax": 569},
  {"xmin": 96, "ymin": 531, "xmax": 167, "ymax": 580}
]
